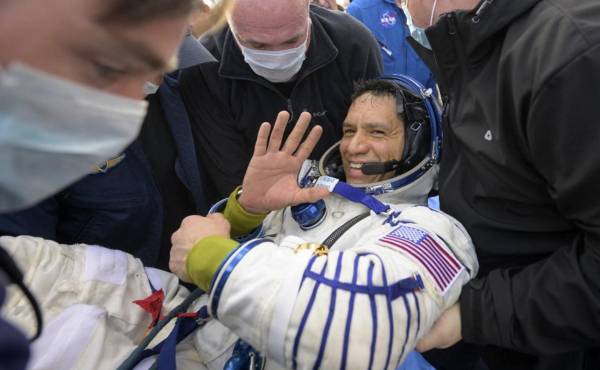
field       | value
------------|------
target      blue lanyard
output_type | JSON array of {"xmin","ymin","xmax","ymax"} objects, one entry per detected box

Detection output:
[
  {"xmin": 116, "ymin": 288, "xmax": 205, "ymax": 370},
  {"xmin": 316, "ymin": 176, "xmax": 390, "ymax": 214}
]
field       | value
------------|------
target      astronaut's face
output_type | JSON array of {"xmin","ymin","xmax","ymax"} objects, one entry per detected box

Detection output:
[{"xmin": 340, "ymin": 93, "xmax": 405, "ymax": 185}]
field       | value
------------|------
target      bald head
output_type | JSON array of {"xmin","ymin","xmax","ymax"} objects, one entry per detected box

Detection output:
[{"xmin": 230, "ymin": 0, "xmax": 311, "ymax": 51}]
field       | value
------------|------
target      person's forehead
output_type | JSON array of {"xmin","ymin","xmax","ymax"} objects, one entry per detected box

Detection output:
[
  {"xmin": 101, "ymin": 17, "xmax": 185, "ymax": 63},
  {"xmin": 348, "ymin": 94, "xmax": 399, "ymax": 121},
  {"xmin": 0, "ymin": 0, "xmax": 109, "ymax": 66},
  {"xmin": 230, "ymin": 2, "xmax": 308, "ymax": 41},
  {"xmin": 234, "ymin": 15, "xmax": 307, "ymax": 33},
  {"xmin": 234, "ymin": 23, "xmax": 307, "ymax": 46}
]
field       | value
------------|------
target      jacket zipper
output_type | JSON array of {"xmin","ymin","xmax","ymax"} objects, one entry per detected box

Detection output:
[
  {"xmin": 446, "ymin": 12, "xmax": 457, "ymax": 35},
  {"xmin": 473, "ymin": 0, "xmax": 494, "ymax": 23},
  {"xmin": 287, "ymin": 98, "xmax": 294, "ymax": 123},
  {"xmin": 441, "ymin": 12, "xmax": 458, "ymax": 131},
  {"xmin": 441, "ymin": 93, "xmax": 451, "ymax": 135}
]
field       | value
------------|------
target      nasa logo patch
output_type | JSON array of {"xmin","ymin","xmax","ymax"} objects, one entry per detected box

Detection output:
[{"xmin": 380, "ymin": 10, "xmax": 397, "ymax": 28}]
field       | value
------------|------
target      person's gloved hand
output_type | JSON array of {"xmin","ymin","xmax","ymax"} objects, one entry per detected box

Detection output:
[
  {"xmin": 238, "ymin": 111, "xmax": 330, "ymax": 214},
  {"xmin": 169, "ymin": 213, "xmax": 231, "ymax": 283}
]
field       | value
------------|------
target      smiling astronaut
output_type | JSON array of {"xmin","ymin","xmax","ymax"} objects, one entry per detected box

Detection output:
[{"xmin": 1, "ymin": 76, "xmax": 478, "ymax": 370}]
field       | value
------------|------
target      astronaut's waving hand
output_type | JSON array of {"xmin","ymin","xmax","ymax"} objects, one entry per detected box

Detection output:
[{"xmin": 239, "ymin": 111, "xmax": 330, "ymax": 214}]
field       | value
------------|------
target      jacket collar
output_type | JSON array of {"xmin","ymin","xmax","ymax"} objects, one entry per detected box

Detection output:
[
  {"xmin": 409, "ymin": 0, "xmax": 540, "ymax": 90},
  {"xmin": 427, "ymin": 0, "xmax": 541, "ymax": 58},
  {"xmin": 218, "ymin": 10, "xmax": 338, "ymax": 82}
]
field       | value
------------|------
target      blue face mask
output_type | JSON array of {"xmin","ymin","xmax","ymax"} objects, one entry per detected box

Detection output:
[
  {"xmin": 401, "ymin": 0, "xmax": 438, "ymax": 50},
  {"xmin": 0, "ymin": 63, "xmax": 148, "ymax": 212}
]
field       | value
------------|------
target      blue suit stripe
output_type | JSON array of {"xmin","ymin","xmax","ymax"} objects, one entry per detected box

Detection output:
[
  {"xmin": 292, "ymin": 257, "xmax": 325, "ymax": 370},
  {"xmin": 360, "ymin": 253, "xmax": 395, "ymax": 370},
  {"xmin": 290, "ymin": 252, "xmax": 422, "ymax": 370},
  {"xmin": 210, "ymin": 239, "xmax": 266, "ymax": 319},
  {"xmin": 367, "ymin": 262, "xmax": 377, "ymax": 370},
  {"xmin": 413, "ymin": 292, "xmax": 421, "ymax": 339},
  {"xmin": 340, "ymin": 256, "xmax": 360, "ymax": 370},
  {"xmin": 302, "ymin": 270, "xmax": 420, "ymax": 296},
  {"xmin": 312, "ymin": 253, "xmax": 343, "ymax": 370},
  {"xmin": 398, "ymin": 294, "xmax": 412, "ymax": 363},
  {"xmin": 380, "ymin": 258, "xmax": 394, "ymax": 370}
]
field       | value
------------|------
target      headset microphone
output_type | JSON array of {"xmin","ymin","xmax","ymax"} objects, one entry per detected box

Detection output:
[{"xmin": 360, "ymin": 160, "xmax": 400, "ymax": 175}]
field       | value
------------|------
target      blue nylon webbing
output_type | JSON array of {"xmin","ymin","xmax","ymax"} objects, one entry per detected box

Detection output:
[
  {"xmin": 156, "ymin": 306, "xmax": 210, "ymax": 370},
  {"xmin": 331, "ymin": 181, "xmax": 390, "ymax": 214},
  {"xmin": 116, "ymin": 288, "xmax": 205, "ymax": 370}
]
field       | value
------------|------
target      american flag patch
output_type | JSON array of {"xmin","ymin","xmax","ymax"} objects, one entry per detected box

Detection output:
[{"xmin": 379, "ymin": 225, "xmax": 464, "ymax": 293}]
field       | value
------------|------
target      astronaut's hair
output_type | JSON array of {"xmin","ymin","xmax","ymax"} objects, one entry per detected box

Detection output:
[
  {"xmin": 351, "ymin": 79, "xmax": 409, "ymax": 122},
  {"xmin": 351, "ymin": 79, "xmax": 403, "ymax": 101}
]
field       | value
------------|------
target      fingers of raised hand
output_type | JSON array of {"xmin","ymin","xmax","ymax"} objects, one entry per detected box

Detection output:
[
  {"xmin": 267, "ymin": 111, "xmax": 290, "ymax": 153},
  {"xmin": 254, "ymin": 122, "xmax": 272, "ymax": 157},
  {"xmin": 282, "ymin": 111, "xmax": 313, "ymax": 155},
  {"xmin": 295, "ymin": 124, "xmax": 323, "ymax": 160}
]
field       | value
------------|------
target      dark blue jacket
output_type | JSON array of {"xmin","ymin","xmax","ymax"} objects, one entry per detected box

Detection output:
[
  {"xmin": 0, "ymin": 287, "xmax": 29, "ymax": 370},
  {"xmin": 0, "ymin": 74, "xmax": 208, "ymax": 268},
  {"xmin": 347, "ymin": 0, "xmax": 436, "ymax": 91},
  {"xmin": 0, "ymin": 248, "xmax": 31, "ymax": 370}
]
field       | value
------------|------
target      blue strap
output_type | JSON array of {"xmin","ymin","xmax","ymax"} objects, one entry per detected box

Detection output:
[
  {"xmin": 160, "ymin": 74, "xmax": 209, "ymax": 214},
  {"xmin": 331, "ymin": 181, "xmax": 390, "ymax": 214},
  {"xmin": 303, "ymin": 268, "xmax": 423, "ymax": 300},
  {"xmin": 116, "ymin": 288, "xmax": 205, "ymax": 370},
  {"xmin": 132, "ymin": 306, "xmax": 210, "ymax": 370},
  {"xmin": 156, "ymin": 306, "xmax": 210, "ymax": 370}
]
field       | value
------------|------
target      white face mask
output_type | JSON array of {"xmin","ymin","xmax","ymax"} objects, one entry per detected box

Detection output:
[
  {"xmin": 0, "ymin": 63, "xmax": 148, "ymax": 212},
  {"xmin": 402, "ymin": 0, "xmax": 438, "ymax": 50},
  {"xmin": 143, "ymin": 81, "xmax": 160, "ymax": 95},
  {"xmin": 237, "ymin": 28, "xmax": 309, "ymax": 83}
]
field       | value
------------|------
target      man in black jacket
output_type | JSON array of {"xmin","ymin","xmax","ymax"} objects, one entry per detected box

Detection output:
[
  {"xmin": 179, "ymin": 0, "xmax": 383, "ymax": 204},
  {"xmin": 401, "ymin": 1, "xmax": 600, "ymax": 370}
]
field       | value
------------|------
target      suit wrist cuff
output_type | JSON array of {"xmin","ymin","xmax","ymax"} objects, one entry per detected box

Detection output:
[
  {"xmin": 224, "ymin": 186, "xmax": 268, "ymax": 237},
  {"xmin": 186, "ymin": 236, "xmax": 239, "ymax": 291}
]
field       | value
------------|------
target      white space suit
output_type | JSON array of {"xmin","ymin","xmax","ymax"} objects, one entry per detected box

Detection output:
[
  {"xmin": 206, "ymin": 145, "xmax": 478, "ymax": 370},
  {"xmin": 0, "ymin": 75, "xmax": 478, "ymax": 370},
  {"xmin": 0, "ymin": 168, "xmax": 476, "ymax": 370}
]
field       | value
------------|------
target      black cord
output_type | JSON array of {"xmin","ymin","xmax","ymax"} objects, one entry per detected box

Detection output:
[{"xmin": 0, "ymin": 247, "xmax": 43, "ymax": 341}]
